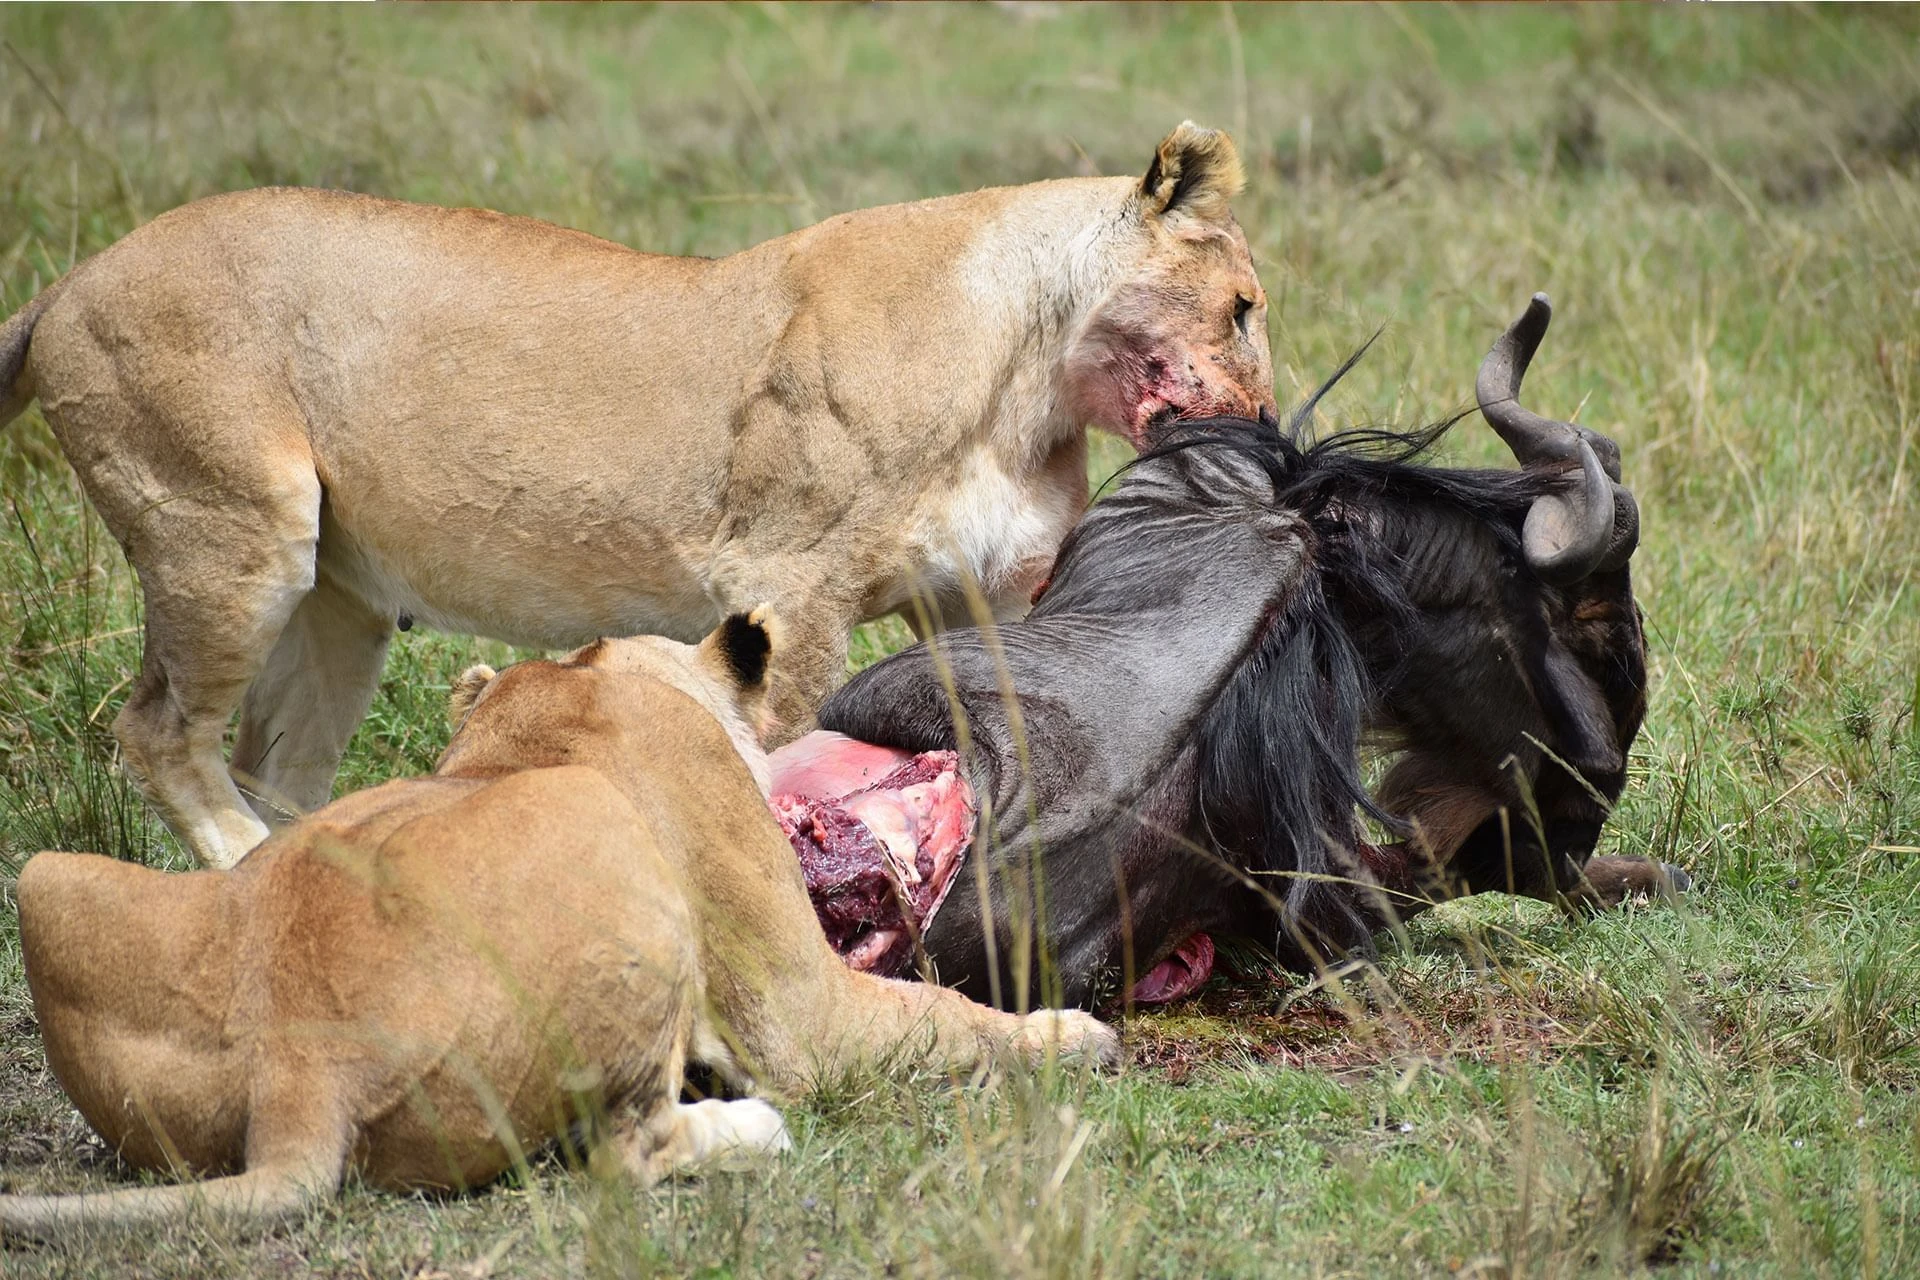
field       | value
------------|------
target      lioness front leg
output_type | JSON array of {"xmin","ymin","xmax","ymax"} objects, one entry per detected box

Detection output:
[
  {"xmin": 839, "ymin": 969, "xmax": 1121, "ymax": 1072},
  {"xmin": 688, "ymin": 840, "xmax": 1119, "ymax": 1089},
  {"xmin": 730, "ymin": 957, "xmax": 1120, "ymax": 1095}
]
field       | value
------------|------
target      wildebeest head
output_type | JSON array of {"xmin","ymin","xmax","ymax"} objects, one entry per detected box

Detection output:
[
  {"xmin": 813, "ymin": 297, "xmax": 1649, "ymax": 1008},
  {"xmin": 1173, "ymin": 295, "xmax": 1648, "ymax": 972}
]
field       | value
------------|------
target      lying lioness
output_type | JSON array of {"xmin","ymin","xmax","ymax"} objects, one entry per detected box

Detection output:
[
  {"xmin": 0, "ymin": 121, "xmax": 1275, "ymax": 871},
  {"xmin": 0, "ymin": 613, "xmax": 1115, "ymax": 1240}
]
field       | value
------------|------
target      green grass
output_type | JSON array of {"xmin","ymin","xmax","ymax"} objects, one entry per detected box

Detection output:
[{"xmin": 2, "ymin": 4, "xmax": 1917, "ymax": 1276}]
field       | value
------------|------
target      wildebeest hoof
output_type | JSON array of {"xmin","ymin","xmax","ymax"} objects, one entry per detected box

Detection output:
[{"xmin": 1619, "ymin": 861, "xmax": 1691, "ymax": 905}]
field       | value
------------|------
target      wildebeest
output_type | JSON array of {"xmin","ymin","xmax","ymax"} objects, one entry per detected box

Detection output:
[{"xmin": 769, "ymin": 295, "xmax": 1680, "ymax": 1009}]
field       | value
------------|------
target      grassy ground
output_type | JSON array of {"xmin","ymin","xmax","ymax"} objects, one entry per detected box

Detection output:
[{"xmin": 1, "ymin": 4, "xmax": 1916, "ymax": 1276}]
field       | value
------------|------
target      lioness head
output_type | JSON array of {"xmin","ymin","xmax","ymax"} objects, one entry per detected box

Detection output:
[
  {"xmin": 445, "ymin": 608, "xmax": 780, "ymax": 794},
  {"xmin": 1064, "ymin": 122, "xmax": 1276, "ymax": 447}
]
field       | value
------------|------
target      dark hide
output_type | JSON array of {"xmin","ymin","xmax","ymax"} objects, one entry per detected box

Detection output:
[
  {"xmin": 1149, "ymin": 419, "xmax": 1647, "ymax": 972},
  {"xmin": 820, "ymin": 439, "xmax": 1313, "ymax": 1010},
  {"xmin": 820, "ymin": 394, "xmax": 1648, "ymax": 1010}
]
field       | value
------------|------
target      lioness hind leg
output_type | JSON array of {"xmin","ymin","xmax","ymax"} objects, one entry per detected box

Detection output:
[
  {"xmin": 232, "ymin": 577, "xmax": 393, "ymax": 821},
  {"xmin": 612, "ymin": 1098, "xmax": 791, "ymax": 1185},
  {"xmin": 110, "ymin": 471, "xmax": 323, "ymax": 869}
]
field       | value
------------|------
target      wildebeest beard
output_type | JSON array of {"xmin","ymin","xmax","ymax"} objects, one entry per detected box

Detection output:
[{"xmin": 777, "ymin": 297, "xmax": 1660, "ymax": 1010}]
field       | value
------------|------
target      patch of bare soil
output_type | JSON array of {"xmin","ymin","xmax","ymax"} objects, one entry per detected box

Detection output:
[
  {"xmin": 1125, "ymin": 971, "xmax": 1588, "ymax": 1084},
  {"xmin": 0, "ymin": 1004, "xmax": 114, "ymax": 1190}
]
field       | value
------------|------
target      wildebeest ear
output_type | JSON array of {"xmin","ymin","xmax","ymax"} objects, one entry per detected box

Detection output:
[
  {"xmin": 701, "ymin": 606, "xmax": 776, "ymax": 691},
  {"xmin": 448, "ymin": 663, "xmax": 497, "ymax": 731},
  {"xmin": 1140, "ymin": 121, "xmax": 1245, "ymax": 224}
]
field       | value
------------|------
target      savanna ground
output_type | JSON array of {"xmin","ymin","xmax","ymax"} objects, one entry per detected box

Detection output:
[{"xmin": 0, "ymin": 4, "xmax": 1916, "ymax": 1277}]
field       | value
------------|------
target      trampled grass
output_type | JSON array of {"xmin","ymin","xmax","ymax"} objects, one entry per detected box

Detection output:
[{"xmin": 1, "ymin": 5, "xmax": 1916, "ymax": 1276}]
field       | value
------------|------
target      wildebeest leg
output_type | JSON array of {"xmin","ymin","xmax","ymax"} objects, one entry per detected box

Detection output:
[
  {"xmin": 1445, "ymin": 813, "xmax": 1594, "ymax": 902},
  {"xmin": 1363, "ymin": 756, "xmax": 1508, "ymax": 929},
  {"xmin": 1446, "ymin": 814, "xmax": 1687, "ymax": 913},
  {"xmin": 1350, "ymin": 840, "xmax": 1453, "ymax": 932},
  {"xmin": 232, "ymin": 576, "xmax": 394, "ymax": 822},
  {"xmin": 1567, "ymin": 855, "xmax": 1691, "ymax": 909}
]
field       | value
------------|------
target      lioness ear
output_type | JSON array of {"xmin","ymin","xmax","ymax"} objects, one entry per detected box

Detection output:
[
  {"xmin": 700, "ymin": 606, "xmax": 776, "ymax": 692},
  {"xmin": 1139, "ymin": 121, "xmax": 1244, "ymax": 224},
  {"xmin": 448, "ymin": 663, "xmax": 498, "ymax": 731}
]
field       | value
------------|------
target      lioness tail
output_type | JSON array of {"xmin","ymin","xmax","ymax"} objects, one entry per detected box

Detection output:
[
  {"xmin": 0, "ymin": 1161, "xmax": 337, "ymax": 1242},
  {"xmin": 0, "ymin": 280, "xmax": 63, "ymax": 427}
]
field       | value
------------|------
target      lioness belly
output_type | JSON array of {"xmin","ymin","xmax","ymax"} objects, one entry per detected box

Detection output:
[{"xmin": 316, "ymin": 502, "xmax": 720, "ymax": 648}]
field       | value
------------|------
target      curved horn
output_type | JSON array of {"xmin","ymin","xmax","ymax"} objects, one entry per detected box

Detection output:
[
  {"xmin": 1595, "ymin": 485, "xmax": 1640, "ymax": 574},
  {"xmin": 1478, "ymin": 293, "xmax": 1638, "ymax": 581},
  {"xmin": 1520, "ymin": 439, "xmax": 1615, "ymax": 584},
  {"xmin": 1477, "ymin": 293, "xmax": 1577, "ymax": 469}
]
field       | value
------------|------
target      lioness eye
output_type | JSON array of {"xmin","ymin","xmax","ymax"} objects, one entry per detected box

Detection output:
[{"xmin": 1233, "ymin": 294, "xmax": 1256, "ymax": 332}]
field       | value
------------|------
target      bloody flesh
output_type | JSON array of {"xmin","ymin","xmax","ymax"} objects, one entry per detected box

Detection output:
[
  {"xmin": 770, "ymin": 735, "xmax": 975, "ymax": 979},
  {"xmin": 769, "ymin": 731, "xmax": 1216, "ymax": 1003}
]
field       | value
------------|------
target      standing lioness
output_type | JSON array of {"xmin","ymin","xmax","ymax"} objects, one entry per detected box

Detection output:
[
  {"xmin": 0, "ymin": 612, "xmax": 1116, "ymax": 1240},
  {"xmin": 0, "ymin": 122, "xmax": 1275, "ymax": 870}
]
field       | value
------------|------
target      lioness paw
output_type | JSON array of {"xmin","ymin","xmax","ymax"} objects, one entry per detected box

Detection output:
[
  {"xmin": 1013, "ymin": 1011, "xmax": 1121, "ymax": 1069},
  {"xmin": 682, "ymin": 1097, "xmax": 792, "ymax": 1171}
]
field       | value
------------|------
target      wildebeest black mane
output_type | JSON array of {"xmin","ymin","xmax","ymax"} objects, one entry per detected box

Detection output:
[{"xmin": 1116, "ymin": 356, "xmax": 1575, "ymax": 971}]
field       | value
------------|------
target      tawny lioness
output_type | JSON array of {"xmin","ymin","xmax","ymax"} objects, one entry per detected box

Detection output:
[
  {"xmin": 0, "ymin": 122, "xmax": 1275, "ymax": 870},
  {"xmin": 0, "ymin": 611, "xmax": 1116, "ymax": 1240}
]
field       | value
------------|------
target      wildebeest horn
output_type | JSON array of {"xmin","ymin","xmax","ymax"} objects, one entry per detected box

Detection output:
[{"xmin": 1477, "ymin": 293, "xmax": 1639, "ymax": 582}]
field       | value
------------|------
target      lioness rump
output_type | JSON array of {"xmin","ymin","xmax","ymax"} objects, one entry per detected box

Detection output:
[
  {"xmin": 0, "ymin": 122, "xmax": 1275, "ymax": 870},
  {"xmin": 0, "ymin": 613, "xmax": 1115, "ymax": 1240}
]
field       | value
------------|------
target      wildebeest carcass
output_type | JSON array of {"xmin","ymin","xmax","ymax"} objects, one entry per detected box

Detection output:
[{"xmin": 768, "ymin": 295, "xmax": 1681, "ymax": 1010}]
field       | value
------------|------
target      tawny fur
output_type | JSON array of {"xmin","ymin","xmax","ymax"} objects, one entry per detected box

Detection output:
[
  {"xmin": 0, "ymin": 122, "xmax": 1274, "ymax": 869},
  {"xmin": 0, "ymin": 617, "xmax": 1117, "ymax": 1241}
]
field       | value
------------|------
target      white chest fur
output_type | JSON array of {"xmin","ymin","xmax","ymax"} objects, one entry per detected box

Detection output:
[{"xmin": 898, "ymin": 442, "xmax": 1088, "ymax": 620}]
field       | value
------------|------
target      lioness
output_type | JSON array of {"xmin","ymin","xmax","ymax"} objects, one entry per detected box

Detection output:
[
  {"xmin": 0, "ymin": 122, "xmax": 1275, "ymax": 870},
  {"xmin": 0, "ymin": 613, "xmax": 1116, "ymax": 1240}
]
